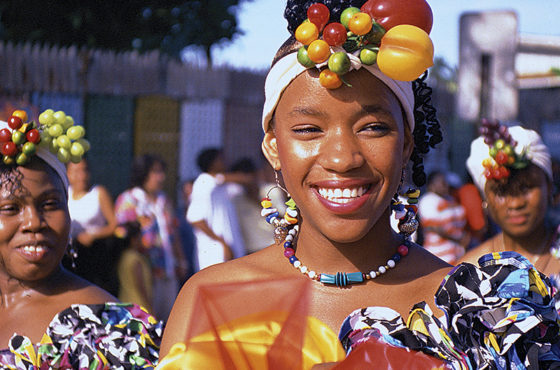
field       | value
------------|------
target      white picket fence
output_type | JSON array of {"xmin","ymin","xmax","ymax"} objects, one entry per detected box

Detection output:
[{"xmin": 0, "ymin": 41, "xmax": 265, "ymax": 101}]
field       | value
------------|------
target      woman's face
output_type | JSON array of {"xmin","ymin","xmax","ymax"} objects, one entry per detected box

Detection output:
[
  {"xmin": 143, "ymin": 161, "xmax": 166, "ymax": 194},
  {"xmin": 263, "ymin": 69, "xmax": 412, "ymax": 243},
  {"xmin": 66, "ymin": 160, "xmax": 90, "ymax": 192},
  {"xmin": 0, "ymin": 160, "xmax": 71, "ymax": 282},
  {"xmin": 485, "ymin": 165, "xmax": 550, "ymax": 238}
]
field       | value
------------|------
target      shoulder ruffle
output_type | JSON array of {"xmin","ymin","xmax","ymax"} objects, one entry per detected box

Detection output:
[
  {"xmin": 5, "ymin": 302, "xmax": 163, "ymax": 369},
  {"xmin": 339, "ymin": 251, "xmax": 560, "ymax": 369}
]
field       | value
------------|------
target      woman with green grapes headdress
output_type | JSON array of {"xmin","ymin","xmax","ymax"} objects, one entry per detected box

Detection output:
[
  {"xmin": 0, "ymin": 109, "xmax": 162, "ymax": 368},
  {"xmin": 158, "ymin": 1, "xmax": 560, "ymax": 368}
]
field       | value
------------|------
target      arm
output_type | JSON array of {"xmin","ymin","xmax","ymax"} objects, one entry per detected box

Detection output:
[
  {"xmin": 190, "ymin": 220, "xmax": 233, "ymax": 260},
  {"xmin": 76, "ymin": 186, "xmax": 118, "ymax": 246}
]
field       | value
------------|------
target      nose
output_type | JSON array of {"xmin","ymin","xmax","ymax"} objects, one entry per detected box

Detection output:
[
  {"xmin": 505, "ymin": 193, "xmax": 527, "ymax": 209},
  {"xmin": 21, "ymin": 205, "xmax": 47, "ymax": 232},
  {"xmin": 318, "ymin": 128, "xmax": 365, "ymax": 173}
]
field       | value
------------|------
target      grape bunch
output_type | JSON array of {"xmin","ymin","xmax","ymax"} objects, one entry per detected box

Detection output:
[
  {"xmin": 294, "ymin": 3, "xmax": 385, "ymax": 89},
  {"xmin": 38, "ymin": 109, "xmax": 90, "ymax": 164},
  {"xmin": 480, "ymin": 118, "xmax": 525, "ymax": 180}
]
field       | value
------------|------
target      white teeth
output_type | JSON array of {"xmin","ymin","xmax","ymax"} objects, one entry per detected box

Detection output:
[
  {"xmin": 22, "ymin": 245, "xmax": 46, "ymax": 253},
  {"xmin": 317, "ymin": 185, "xmax": 369, "ymax": 203}
]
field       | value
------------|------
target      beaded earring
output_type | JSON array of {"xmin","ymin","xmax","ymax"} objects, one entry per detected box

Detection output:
[
  {"xmin": 67, "ymin": 243, "xmax": 78, "ymax": 269},
  {"xmin": 260, "ymin": 171, "xmax": 298, "ymax": 244},
  {"xmin": 390, "ymin": 169, "xmax": 420, "ymax": 239}
]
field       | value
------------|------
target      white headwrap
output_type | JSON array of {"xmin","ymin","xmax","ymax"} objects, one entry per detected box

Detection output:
[
  {"xmin": 466, "ymin": 125, "xmax": 552, "ymax": 193},
  {"xmin": 0, "ymin": 120, "xmax": 69, "ymax": 191},
  {"xmin": 261, "ymin": 51, "xmax": 415, "ymax": 133}
]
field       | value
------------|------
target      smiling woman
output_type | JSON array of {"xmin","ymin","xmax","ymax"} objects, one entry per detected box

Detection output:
[
  {"xmin": 159, "ymin": 0, "xmax": 560, "ymax": 368},
  {"xmin": 0, "ymin": 111, "xmax": 162, "ymax": 368}
]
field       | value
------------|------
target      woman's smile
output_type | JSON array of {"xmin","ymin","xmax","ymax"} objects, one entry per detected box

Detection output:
[{"xmin": 312, "ymin": 180, "xmax": 374, "ymax": 213}]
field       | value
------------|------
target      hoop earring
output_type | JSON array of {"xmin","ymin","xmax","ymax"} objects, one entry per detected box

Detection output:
[{"xmin": 262, "ymin": 173, "xmax": 299, "ymax": 244}]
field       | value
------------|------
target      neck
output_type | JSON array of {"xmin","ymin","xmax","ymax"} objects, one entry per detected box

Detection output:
[
  {"xmin": 0, "ymin": 266, "xmax": 66, "ymax": 308},
  {"xmin": 293, "ymin": 207, "xmax": 402, "ymax": 273}
]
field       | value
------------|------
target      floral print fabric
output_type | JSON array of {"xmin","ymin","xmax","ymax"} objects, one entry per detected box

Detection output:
[
  {"xmin": 339, "ymin": 252, "xmax": 560, "ymax": 369},
  {"xmin": 0, "ymin": 303, "xmax": 163, "ymax": 369}
]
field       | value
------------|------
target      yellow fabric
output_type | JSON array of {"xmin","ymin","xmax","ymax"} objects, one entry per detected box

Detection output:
[
  {"xmin": 156, "ymin": 311, "xmax": 345, "ymax": 370},
  {"xmin": 118, "ymin": 249, "xmax": 152, "ymax": 310}
]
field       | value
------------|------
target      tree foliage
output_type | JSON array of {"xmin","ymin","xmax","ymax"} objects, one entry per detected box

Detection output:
[{"xmin": 0, "ymin": 0, "xmax": 249, "ymax": 64}]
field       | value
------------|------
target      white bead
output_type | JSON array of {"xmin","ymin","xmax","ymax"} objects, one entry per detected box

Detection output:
[
  {"xmin": 289, "ymin": 228, "xmax": 297, "ymax": 236},
  {"xmin": 261, "ymin": 208, "xmax": 277, "ymax": 216},
  {"xmin": 378, "ymin": 266, "xmax": 386, "ymax": 274},
  {"xmin": 286, "ymin": 208, "xmax": 298, "ymax": 217},
  {"xmin": 293, "ymin": 225, "xmax": 299, "ymax": 232},
  {"xmin": 300, "ymin": 265, "xmax": 308, "ymax": 273},
  {"xmin": 369, "ymin": 271, "xmax": 377, "ymax": 278},
  {"xmin": 387, "ymin": 259, "xmax": 396, "ymax": 268},
  {"xmin": 285, "ymin": 234, "xmax": 293, "ymax": 242},
  {"xmin": 293, "ymin": 260, "xmax": 301, "ymax": 268},
  {"xmin": 308, "ymin": 271, "xmax": 316, "ymax": 279}
]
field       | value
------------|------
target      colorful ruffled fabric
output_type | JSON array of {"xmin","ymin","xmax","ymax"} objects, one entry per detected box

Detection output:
[
  {"xmin": 0, "ymin": 303, "xmax": 163, "ymax": 369},
  {"xmin": 339, "ymin": 252, "xmax": 560, "ymax": 369}
]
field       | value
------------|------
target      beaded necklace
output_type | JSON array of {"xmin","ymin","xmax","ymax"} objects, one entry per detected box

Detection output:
[{"xmin": 261, "ymin": 189, "xmax": 418, "ymax": 287}]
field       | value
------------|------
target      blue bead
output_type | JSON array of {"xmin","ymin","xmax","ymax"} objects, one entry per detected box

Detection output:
[
  {"xmin": 266, "ymin": 212, "xmax": 280, "ymax": 223},
  {"xmin": 320, "ymin": 274, "xmax": 336, "ymax": 285},
  {"xmin": 288, "ymin": 256, "xmax": 298, "ymax": 264},
  {"xmin": 284, "ymin": 241, "xmax": 292, "ymax": 248},
  {"xmin": 346, "ymin": 272, "xmax": 364, "ymax": 284},
  {"xmin": 392, "ymin": 254, "xmax": 401, "ymax": 262}
]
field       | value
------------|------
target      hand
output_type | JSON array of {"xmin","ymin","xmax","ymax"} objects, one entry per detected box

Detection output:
[
  {"xmin": 77, "ymin": 232, "xmax": 96, "ymax": 247},
  {"xmin": 220, "ymin": 239, "xmax": 233, "ymax": 261}
]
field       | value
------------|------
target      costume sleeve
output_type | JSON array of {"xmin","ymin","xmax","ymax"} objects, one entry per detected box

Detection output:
[
  {"xmin": 7, "ymin": 303, "xmax": 164, "ymax": 369},
  {"xmin": 338, "ymin": 251, "xmax": 560, "ymax": 368}
]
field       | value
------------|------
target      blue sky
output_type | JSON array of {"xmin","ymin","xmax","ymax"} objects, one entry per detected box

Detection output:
[{"xmin": 208, "ymin": 0, "xmax": 560, "ymax": 70}]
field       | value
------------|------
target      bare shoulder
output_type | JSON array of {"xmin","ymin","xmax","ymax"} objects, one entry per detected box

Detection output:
[
  {"xmin": 57, "ymin": 270, "xmax": 117, "ymax": 305},
  {"xmin": 161, "ymin": 245, "xmax": 281, "ymax": 356},
  {"xmin": 458, "ymin": 237, "xmax": 497, "ymax": 265}
]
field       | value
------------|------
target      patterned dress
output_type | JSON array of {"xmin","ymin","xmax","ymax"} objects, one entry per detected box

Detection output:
[
  {"xmin": 339, "ymin": 252, "xmax": 560, "ymax": 369},
  {"xmin": 0, "ymin": 303, "xmax": 163, "ymax": 369}
]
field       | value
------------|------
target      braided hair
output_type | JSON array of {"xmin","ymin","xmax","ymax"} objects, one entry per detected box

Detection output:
[{"xmin": 280, "ymin": 0, "xmax": 443, "ymax": 188}]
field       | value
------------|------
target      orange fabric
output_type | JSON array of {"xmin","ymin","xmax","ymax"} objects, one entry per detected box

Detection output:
[{"xmin": 457, "ymin": 184, "xmax": 486, "ymax": 232}]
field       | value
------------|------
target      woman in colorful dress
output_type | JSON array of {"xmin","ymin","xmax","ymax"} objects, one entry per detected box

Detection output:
[
  {"xmin": 159, "ymin": 1, "xmax": 560, "ymax": 368},
  {"xmin": 461, "ymin": 121, "xmax": 560, "ymax": 286},
  {"xmin": 0, "ymin": 110, "xmax": 162, "ymax": 369}
]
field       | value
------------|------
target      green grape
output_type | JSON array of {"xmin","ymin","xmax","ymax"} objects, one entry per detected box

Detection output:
[
  {"xmin": 77, "ymin": 138, "xmax": 90, "ymax": 152},
  {"xmin": 49, "ymin": 138, "xmax": 59, "ymax": 154},
  {"xmin": 57, "ymin": 147, "xmax": 70, "ymax": 163},
  {"xmin": 53, "ymin": 111, "xmax": 66, "ymax": 126},
  {"xmin": 39, "ymin": 111, "xmax": 55, "ymax": 126},
  {"xmin": 16, "ymin": 152, "xmax": 29, "ymax": 166},
  {"xmin": 56, "ymin": 135, "xmax": 71, "ymax": 149},
  {"xmin": 67, "ymin": 126, "xmax": 85, "ymax": 140},
  {"xmin": 48, "ymin": 124, "xmax": 64, "ymax": 137},
  {"xmin": 70, "ymin": 154, "xmax": 82, "ymax": 163},
  {"xmin": 70, "ymin": 142, "xmax": 85, "ymax": 156},
  {"xmin": 22, "ymin": 142, "xmax": 36, "ymax": 155}
]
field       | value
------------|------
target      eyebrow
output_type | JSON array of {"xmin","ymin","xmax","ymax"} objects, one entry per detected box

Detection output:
[
  {"xmin": 288, "ymin": 106, "xmax": 329, "ymax": 118},
  {"xmin": 359, "ymin": 104, "xmax": 392, "ymax": 116}
]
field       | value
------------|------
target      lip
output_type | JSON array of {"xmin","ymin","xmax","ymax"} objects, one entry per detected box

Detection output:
[
  {"xmin": 311, "ymin": 179, "xmax": 375, "ymax": 214},
  {"xmin": 15, "ymin": 242, "xmax": 53, "ymax": 263},
  {"xmin": 505, "ymin": 214, "xmax": 529, "ymax": 225}
]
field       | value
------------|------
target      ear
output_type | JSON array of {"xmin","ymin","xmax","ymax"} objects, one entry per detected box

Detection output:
[{"xmin": 262, "ymin": 131, "xmax": 281, "ymax": 171}]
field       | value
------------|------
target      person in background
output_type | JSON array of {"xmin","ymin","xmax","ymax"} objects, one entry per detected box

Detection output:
[
  {"xmin": 116, "ymin": 221, "xmax": 153, "ymax": 313},
  {"xmin": 66, "ymin": 158, "xmax": 119, "ymax": 295},
  {"xmin": 461, "ymin": 123, "xmax": 560, "ymax": 281},
  {"xmin": 176, "ymin": 179, "xmax": 197, "ymax": 280},
  {"xmin": 229, "ymin": 157, "xmax": 275, "ymax": 254},
  {"xmin": 115, "ymin": 154, "xmax": 188, "ymax": 321},
  {"xmin": 456, "ymin": 173, "xmax": 489, "ymax": 249},
  {"xmin": 187, "ymin": 148, "xmax": 248, "ymax": 271},
  {"xmin": 418, "ymin": 171, "xmax": 469, "ymax": 264},
  {"xmin": 0, "ymin": 110, "xmax": 161, "ymax": 367}
]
